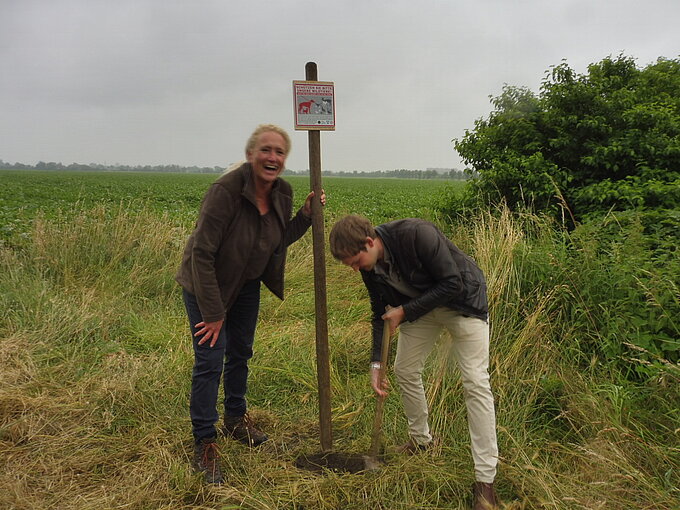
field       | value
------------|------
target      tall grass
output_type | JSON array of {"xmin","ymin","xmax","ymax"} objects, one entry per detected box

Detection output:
[{"xmin": 1, "ymin": 203, "xmax": 677, "ymax": 509}]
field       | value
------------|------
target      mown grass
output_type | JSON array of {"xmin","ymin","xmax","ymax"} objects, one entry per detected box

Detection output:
[{"xmin": 1, "ymin": 172, "xmax": 678, "ymax": 509}]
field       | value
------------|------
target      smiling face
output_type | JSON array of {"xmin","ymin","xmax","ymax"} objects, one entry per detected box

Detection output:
[{"xmin": 247, "ymin": 131, "xmax": 287, "ymax": 186}]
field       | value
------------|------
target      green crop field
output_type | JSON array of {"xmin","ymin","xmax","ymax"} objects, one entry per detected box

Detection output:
[
  {"xmin": 0, "ymin": 170, "xmax": 677, "ymax": 509},
  {"xmin": 0, "ymin": 170, "xmax": 458, "ymax": 240}
]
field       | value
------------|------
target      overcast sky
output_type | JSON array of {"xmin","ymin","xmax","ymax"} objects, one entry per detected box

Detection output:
[{"xmin": 1, "ymin": 0, "xmax": 678, "ymax": 173}]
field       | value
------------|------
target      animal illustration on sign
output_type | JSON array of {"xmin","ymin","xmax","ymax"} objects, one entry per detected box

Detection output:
[
  {"xmin": 320, "ymin": 98, "xmax": 332, "ymax": 114},
  {"xmin": 298, "ymin": 99, "xmax": 317, "ymax": 114}
]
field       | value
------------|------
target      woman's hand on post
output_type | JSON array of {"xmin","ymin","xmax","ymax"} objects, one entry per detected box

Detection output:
[
  {"xmin": 302, "ymin": 189, "xmax": 326, "ymax": 218},
  {"xmin": 194, "ymin": 319, "xmax": 224, "ymax": 348}
]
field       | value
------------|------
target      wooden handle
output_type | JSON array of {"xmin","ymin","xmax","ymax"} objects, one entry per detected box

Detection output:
[{"xmin": 368, "ymin": 320, "xmax": 391, "ymax": 458}]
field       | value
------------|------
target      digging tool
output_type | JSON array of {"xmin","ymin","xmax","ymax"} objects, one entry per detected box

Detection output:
[
  {"xmin": 295, "ymin": 319, "xmax": 392, "ymax": 474},
  {"xmin": 363, "ymin": 318, "xmax": 392, "ymax": 470}
]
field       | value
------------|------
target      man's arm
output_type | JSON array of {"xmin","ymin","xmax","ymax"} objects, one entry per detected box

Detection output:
[
  {"xmin": 362, "ymin": 271, "xmax": 389, "ymax": 363},
  {"xmin": 361, "ymin": 275, "xmax": 394, "ymax": 397}
]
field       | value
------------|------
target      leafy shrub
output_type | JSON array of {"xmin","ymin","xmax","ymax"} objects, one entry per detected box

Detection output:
[
  {"xmin": 513, "ymin": 211, "xmax": 679, "ymax": 380},
  {"xmin": 451, "ymin": 55, "xmax": 680, "ymax": 223}
]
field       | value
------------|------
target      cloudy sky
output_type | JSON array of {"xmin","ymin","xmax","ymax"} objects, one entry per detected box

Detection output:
[{"xmin": 1, "ymin": 0, "xmax": 678, "ymax": 173}]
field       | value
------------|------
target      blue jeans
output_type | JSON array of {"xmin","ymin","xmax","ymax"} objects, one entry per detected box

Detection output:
[{"xmin": 182, "ymin": 280, "xmax": 261, "ymax": 443}]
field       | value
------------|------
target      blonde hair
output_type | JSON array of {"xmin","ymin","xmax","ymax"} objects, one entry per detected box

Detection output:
[
  {"xmin": 223, "ymin": 160, "xmax": 245, "ymax": 174},
  {"xmin": 245, "ymin": 124, "xmax": 291, "ymax": 156},
  {"xmin": 329, "ymin": 215, "xmax": 377, "ymax": 260}
]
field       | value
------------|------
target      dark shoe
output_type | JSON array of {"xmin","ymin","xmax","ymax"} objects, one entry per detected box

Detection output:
[
  {"xmin": 193, "ymin": 438, "xmax": 223, "ymax": 484},
  {"xmin": 223, "ymin": 413, "xmax": 268, "ymax": 447},
  {"xmin": 394, "ymin": 436, "xmax": 440, "ymax": 455},
  {"xmin": 472, "ymin": 482, "xmax": 499, "ymax": 510}
]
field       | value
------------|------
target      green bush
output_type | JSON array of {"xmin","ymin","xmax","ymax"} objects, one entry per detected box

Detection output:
[
  {"xmin": 451, "ymin": 55, "xmax": 680, "ymax": 223},
  {"xmin": 513, "ymin": 211, "xmax": 679, "ymax": 380}
]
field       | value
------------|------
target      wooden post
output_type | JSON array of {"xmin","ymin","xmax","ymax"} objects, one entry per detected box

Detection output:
[{"xmin": 306, "ymin": 61, "xmax": 333, "ymax": 452}]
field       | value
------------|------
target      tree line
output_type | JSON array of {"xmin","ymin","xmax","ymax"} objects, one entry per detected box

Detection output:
[
  {"xmin": 284, "ymin": 168, "xmax": 468, "ymax": 179},
  {"xmin": 0, "ymin": 160, "xmax": 224, "ymax": 174},
  {"xmin": 1, "ymin": 160, "xmax": 467, "ymax": 179}
]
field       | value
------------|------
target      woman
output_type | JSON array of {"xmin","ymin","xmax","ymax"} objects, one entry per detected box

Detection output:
[{"xmin": 175, "ymin": 124, "xmax": 324, "ymax": 484}]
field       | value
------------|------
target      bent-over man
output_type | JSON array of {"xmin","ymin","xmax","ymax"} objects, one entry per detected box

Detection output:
[{"xmin": 329, "ymin": 215, "xmax": 499, "ymax": 510}]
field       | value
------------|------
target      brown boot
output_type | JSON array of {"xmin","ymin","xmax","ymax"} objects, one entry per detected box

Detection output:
[
  {"xmin": 193, "ymin": 438, "xmax": 223, "ymax": 484},
  {"xmin": 394, "ymin": 436, "xmax": 440, "ymax": 455},
  {"xmin": 223, "ymin": 413, "xmax": 268, "ymax": 447},
  {"xmin": 472, "ymin": 482, "xmax": 499, "ymax": 510}
]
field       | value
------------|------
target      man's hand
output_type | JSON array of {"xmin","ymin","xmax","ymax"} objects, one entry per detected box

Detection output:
[
  {"xmin": 194, "ymin": 319, "xmax": 224, "ymax": 347},
  {"xmin": 370, "ymin": 364, "xmax": 389, "ymax": 398},
  {"xmin": 381, "ymin": 305, "xmax": 405, "ymax": 335}
]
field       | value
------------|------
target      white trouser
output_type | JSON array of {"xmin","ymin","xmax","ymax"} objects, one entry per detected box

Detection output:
[{"xmin": 394, "ymin": 307, "xmax": 498, "ymax": 483}]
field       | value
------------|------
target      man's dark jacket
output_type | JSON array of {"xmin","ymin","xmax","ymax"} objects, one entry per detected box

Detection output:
[
  {"xmin": 175, "ymin": 163, "xmax": 311, "ymax": 323},
  {"xmin": 362, "ymin": 218, "xmax": 488, "ymax": 361}
]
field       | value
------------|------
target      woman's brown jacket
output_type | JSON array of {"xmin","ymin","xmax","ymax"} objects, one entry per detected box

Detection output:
[{"xmin": 175, "ymin": 163, "xmax": 311, "ymax": 323}]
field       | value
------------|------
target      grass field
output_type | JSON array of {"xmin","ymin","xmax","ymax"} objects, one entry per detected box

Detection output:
[{"xmin": 1, "ymin": 171, "xmax": 677, "ymax": 509}]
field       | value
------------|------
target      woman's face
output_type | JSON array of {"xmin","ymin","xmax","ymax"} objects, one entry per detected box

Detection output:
[{"xmin": 247, "ymin": 131, "xmax": 287, "ymax": 186}]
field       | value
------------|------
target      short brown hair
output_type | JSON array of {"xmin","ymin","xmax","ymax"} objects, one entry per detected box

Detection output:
[
  {"xmin": 329, "ymin": 215, "xmax": 376, "ymax": 260},
  {"xmin": 245, "ymin": 124, "xmax": 291, "ymax": 156}
]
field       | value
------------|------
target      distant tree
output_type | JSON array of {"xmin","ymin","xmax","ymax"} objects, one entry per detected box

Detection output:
[{"xmin": 453, "ymin": 55, "xmax": 680, "ymax": 222}]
